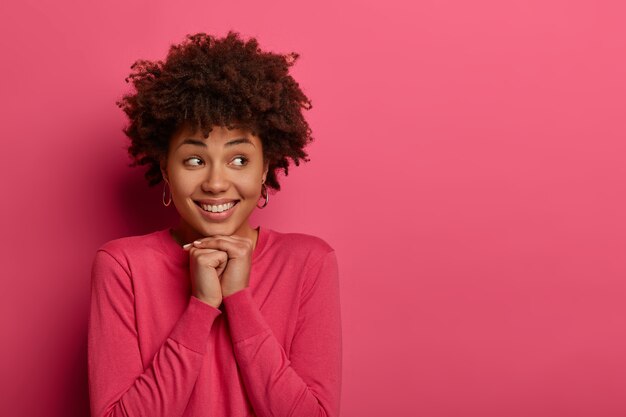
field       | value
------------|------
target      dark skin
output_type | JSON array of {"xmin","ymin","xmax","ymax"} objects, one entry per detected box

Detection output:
[{"xmin": 160, "ymin": 124, "xmax": 269, "ymax": 308}]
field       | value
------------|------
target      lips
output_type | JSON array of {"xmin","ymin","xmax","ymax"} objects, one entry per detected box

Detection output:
[
  {"xmin": 194, "ymin": 200, "xmax": 239, "ymax": 211},
  {"xmin": 194, "ymin": 199, "xmax": 240, "ymax": 205},
  {"xmin": 195, "ymin": 199, "xmax": 239, "ymax": 221}
]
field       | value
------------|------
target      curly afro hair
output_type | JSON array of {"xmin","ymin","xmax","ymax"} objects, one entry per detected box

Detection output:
[{"xmin": 116, "ymin": 30, "xmax": 314, "ymax": 192}]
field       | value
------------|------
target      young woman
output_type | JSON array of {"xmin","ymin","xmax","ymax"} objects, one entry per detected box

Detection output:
[{"xmin": 87, "ymin": 32, "xmax": 342, "ymax": 417}]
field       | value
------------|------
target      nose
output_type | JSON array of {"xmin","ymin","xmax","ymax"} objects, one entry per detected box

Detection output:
[{"xmin": 200, "ymin": 164, "xmax": 230, "ymax": 194}]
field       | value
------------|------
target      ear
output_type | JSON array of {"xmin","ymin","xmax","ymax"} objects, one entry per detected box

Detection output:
[
  {"xmin": 160, "ymin": 159, "xmax": 169, "ymax": 183},
  {"xmin": 262, "ymin": 160, "xmax": 269, "ymax": 184}
]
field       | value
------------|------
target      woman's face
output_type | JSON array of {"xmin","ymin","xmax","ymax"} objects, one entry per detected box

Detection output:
[{"xmin": 161, "ymin": 124, "xmax": 268, "ymax": 242}]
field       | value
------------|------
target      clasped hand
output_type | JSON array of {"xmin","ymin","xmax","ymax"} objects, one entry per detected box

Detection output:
[{"xmin": 183, "ymin": 235, "xmax": 253, "ymax": 308}]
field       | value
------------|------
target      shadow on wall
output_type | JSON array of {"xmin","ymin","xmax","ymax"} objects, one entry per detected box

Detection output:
[
  {"xmin": 115, "ymin": 168, "xmax": 180, "ymax": 237},
  {"xmin": 69, "ymin": 154, "xmax": 177, "ymax": 416},
  {"xmin": 61, "ymin": 335, "xmax": 91, "ymax": 417}
]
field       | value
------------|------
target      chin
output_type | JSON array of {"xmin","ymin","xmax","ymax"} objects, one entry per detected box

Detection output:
[{"xmin": 197, "ymin": 222, "xmax": 239, "ymax": 237}]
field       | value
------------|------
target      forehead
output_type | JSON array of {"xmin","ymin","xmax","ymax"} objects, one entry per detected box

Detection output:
[{"xmin": 171, "ymin": 124, "xmax": 262, "ymax": 148}]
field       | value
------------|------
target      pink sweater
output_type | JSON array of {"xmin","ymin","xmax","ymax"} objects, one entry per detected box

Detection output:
[{"xmin": 87, "ymin": 226, "xmax": 342, "ymax": 417}]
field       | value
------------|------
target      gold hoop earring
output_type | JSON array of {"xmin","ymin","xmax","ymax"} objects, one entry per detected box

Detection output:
[
  {"xmin": 162, "ymin": 181, "xmax": 172, "ymax": 207},
  {"xmin": 257, "ymin": 183, "xmax": 269, "ymax": 208}
]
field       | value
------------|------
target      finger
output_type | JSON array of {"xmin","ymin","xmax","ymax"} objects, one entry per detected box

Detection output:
[
  {"xmin": 188, "ymin": 247, "xmax": 228, "ymax": 261},
  {"xmin": 191, "ymin": 235, "xmax": 243, "ymax": 244},
  {"xmin": 224, "ymin": 234, "xmax": 251, "ymax": 242},
  {"xmin": 223, "ymin": 235, "xmax": 255, "ymax": 250},
  {"xmin": 192, "ymin": 249, "xmax": 229, "ymax": 269},
  {"xmin": 188, "ymin": 247, "xmax": 222, "ymax": 256},
  {"xmin": 192, "ymin": 236, "xmax": 251, "ymax": 258},
  {"xmin": 183, "ymin": 235, "xmax": 234, "ymax": 249},
  {"xmin": 184, "ymin": 243, "xmax": 221, "ymax": 251}
]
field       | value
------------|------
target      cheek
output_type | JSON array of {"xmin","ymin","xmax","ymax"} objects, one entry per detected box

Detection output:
[
  {"xmin": 169, "ymin": 171, "xmax": 197, "ymax": 194},
  {"xmin": 240, "ymin": 174, "xmax": 263, "ymax": 193},
  {"xmin": 242, "ymin": 178, "xmax": 261, "ymax": 197}
]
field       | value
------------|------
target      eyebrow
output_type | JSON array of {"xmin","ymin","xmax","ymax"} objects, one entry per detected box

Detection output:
[{"xmin": 177, "ymin": 137, "xmax": 255, "ymax": 149}]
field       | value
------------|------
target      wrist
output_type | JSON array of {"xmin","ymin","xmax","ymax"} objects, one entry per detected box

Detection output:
[
  {"xmin": 222, "ymin": 286, "xmax": 247, "ymax": 298},
  {"xmin": 193, "ymin": 295, "xmax": 222, "ymax": 309}
]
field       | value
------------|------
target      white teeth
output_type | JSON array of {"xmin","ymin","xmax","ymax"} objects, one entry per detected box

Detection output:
[{"xmin": 200, "ymin": 202, "xmax": 235, "ymax": 213}]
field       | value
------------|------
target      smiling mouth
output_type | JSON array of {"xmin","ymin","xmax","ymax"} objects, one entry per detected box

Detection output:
[{"xmin": 194, "ymin": 200, "xmax": 240, "ymax": 213}]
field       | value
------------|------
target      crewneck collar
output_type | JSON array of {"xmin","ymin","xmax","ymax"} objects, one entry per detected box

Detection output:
[{"xmin": 157, "ymin": 225, "xmax": 269, "ymax": 266}]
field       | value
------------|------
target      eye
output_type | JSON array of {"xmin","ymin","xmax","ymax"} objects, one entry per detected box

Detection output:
[
  {"xmin": 232, "ymin": 156, "xmax": 249, "ymax": 166},
  {"xmin": 184, "ymin": 157, "xmax": 203, "ymax": 166}
]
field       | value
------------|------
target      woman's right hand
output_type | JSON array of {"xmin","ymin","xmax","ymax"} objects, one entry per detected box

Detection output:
[{"xmin": 184, "ymin": 245, "xmax": 229, "ymax": 309}]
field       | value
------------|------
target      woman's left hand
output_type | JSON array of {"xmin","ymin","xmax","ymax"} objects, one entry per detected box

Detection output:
[{"xmin": 191, "ymin": 235, "xmax": 254, "ymax": 297}]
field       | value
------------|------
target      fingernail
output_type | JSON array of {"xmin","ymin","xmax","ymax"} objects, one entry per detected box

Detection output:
[
  {"xmin": 193, "ymin": 240, "xmax": 202, "ymax": 245},
  {"xmin": 183, "ymin": 243, "xmax": 192, "ymax": 249}
]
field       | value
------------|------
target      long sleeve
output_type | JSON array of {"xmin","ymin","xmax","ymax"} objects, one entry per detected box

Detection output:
[
  {"xmin": 87, "ymin": 249, "xmax": 222, "ymax": 417},
  {"xmin": 222, "ymin": 250, "xmax": 342, "ymax": 417}
]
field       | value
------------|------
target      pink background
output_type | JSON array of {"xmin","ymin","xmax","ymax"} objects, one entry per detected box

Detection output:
[{"xmin": 1, "ymin": 0, "xmax": 625, "ymax": 416}]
